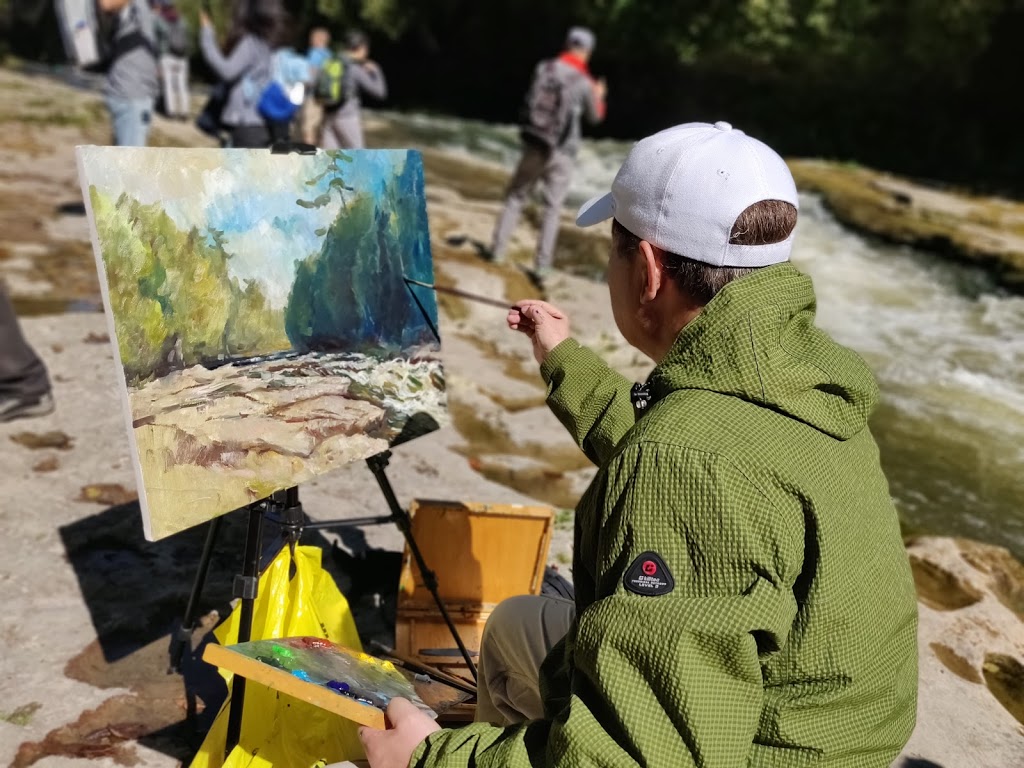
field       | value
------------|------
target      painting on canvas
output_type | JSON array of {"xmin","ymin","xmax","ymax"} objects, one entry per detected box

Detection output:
[{"xmin": 76, "ymin": 147, "xmax": 446, "ymax": 541}]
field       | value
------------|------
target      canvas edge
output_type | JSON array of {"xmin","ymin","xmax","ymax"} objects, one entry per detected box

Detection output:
[{"xmin": 74, "ymin": 146, "xmax": 156, "ymax": 542}]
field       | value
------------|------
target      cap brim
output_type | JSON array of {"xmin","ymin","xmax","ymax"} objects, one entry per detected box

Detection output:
[{"xmin": 575, "ymin": 192, "xmax": 615, "ymax": 228}]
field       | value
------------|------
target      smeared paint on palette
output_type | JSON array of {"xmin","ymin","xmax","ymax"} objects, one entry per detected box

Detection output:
[{"xmin": 203, "ymin": 636, "xmax": 436, "ymax": 729}]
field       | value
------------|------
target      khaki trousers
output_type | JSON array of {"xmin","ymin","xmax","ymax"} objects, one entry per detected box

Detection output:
[
  {"xmin": 300, "ymin": 97, "xmax": 324, "ymax": 145},
  {"xmin": 475, "ymin": 595, "xmax": 576, "ymax": 726}
]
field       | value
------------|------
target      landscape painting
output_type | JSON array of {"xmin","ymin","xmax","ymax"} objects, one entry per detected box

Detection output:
[{"xmin": 76, "ymin": 147, "xmax": 446, "ymax": 541}]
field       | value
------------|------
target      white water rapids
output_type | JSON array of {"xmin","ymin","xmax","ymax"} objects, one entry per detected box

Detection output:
[{"xmin": 380, "ymin": 110, "xmax": 1024, "ymax": 557}]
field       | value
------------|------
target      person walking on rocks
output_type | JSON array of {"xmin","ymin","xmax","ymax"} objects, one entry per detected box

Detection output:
[
  {"xmin": 319, "ymin": 30, "xmax": 387, "ymax": 150},
  {"xmin": 359, "ymin": 122, "xmax": 918, "ymax": 768},
  {"xmin": 98, "ymin": 0, "xmax": 160, "ymax": 145},
  {"xmin": 0, "ymin": 284, "xmax": 54, "ymax": 422},
  {"xmin": 489, "ymin": 27, "xmax": 606, "ymax": 288}
]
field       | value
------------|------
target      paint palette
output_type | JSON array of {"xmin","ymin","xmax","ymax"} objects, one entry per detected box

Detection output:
[{"xmin": 203, "ymin": 637, "xmax": 436, "ymax": 729}]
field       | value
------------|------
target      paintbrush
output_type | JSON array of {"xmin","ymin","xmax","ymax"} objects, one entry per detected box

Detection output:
[{"xmin": 403, "ymin": 277, "xmax": 512, "ymax": 311}]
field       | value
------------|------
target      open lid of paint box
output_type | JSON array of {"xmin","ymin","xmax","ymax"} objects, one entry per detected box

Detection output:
[{"xmin": 398, "ymin": 500, "xmax": 555, "ymax": 614}]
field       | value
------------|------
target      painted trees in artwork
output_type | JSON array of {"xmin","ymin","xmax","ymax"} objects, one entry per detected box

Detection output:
[
  {"xmin": 90, "ymin": 188, "xmax": 289, "ymax": 384},
  {"xmin": 284, "ymin": 151, "xmax": 436, "ymax": 352}
]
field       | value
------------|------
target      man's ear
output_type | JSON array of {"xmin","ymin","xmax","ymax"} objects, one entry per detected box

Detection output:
[{"xmin": 637, "ymin": 240, "xmax": 663, "ymax": 304}]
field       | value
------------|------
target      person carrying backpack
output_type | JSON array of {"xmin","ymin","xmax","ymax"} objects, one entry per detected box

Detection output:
[
  {"xmin": 489, "ymin": 27, "xmax": 607, "ymax": 288},
  {"xmin": 198, "ymin": 0, "xmax": 287, "ymax": 148},
  {"xmin": 318, "ymin": 29, "xmax": 387, "ymax": 149},
  {"xmin": 97, "ymin": 0, "xmax": 160, "ymax": 145},
  {"xmin": 152, "ymin": 0, "xmax": 190, "ymax": 119}
]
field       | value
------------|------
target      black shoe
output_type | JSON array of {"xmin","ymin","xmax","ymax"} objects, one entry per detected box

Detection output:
[{"xmin": 0, "ymin": 392, "xmax": 55, "ymax": 423}]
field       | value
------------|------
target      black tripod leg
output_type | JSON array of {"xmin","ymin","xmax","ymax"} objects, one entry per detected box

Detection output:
[
  {"xmin": 225, "ymin": 505, "xmax": 264, "ymax": 756},
  {"xmin": 168, "ymin": 515, "xmax": 222, "ymax": 674},
  {"xmin": 365, "ymin": 452, "xmax": 479, "ymax": 682}
]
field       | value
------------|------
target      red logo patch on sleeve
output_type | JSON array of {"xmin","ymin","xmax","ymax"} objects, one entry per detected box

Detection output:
[{"xmin": 624, "ymin": 551, "xmax": 674, "ymax": 596}]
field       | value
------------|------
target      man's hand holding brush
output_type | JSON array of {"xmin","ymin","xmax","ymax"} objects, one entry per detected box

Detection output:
[{"xmin": 507, "ymin": 300, "xmax": 571, "ymax": 365}]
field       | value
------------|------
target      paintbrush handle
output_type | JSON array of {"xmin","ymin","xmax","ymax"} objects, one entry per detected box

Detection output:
[{"xmin": 404, "ymin": 278, "xmax": 511, "ymax": 311}]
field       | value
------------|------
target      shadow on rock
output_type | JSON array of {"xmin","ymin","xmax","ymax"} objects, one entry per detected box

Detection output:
[{"xmin": 57, "ymin": 500, "xmax": 250, "ymax": 663}]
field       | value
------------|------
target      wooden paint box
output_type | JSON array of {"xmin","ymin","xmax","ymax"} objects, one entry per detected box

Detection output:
[{"xmin": 395, "ymin": 500, "xmax": 554, "ymax": 680}]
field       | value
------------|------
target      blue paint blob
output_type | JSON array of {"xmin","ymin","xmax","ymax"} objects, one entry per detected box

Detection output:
[{"xmin": 292, "ymin": 669, "xmax": 313, "ymax": 682}]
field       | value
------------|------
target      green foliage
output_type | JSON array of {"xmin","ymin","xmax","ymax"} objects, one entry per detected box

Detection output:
[
  {"xmin": 225, "ymin": 279, "xmax": 291, "ymax": 356},
  {"xmin": 91, "ymin": 187, "xmax": 290, "ymax": 384}
]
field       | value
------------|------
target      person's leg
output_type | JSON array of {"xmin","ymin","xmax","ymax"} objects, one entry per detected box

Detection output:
[
  {"xmin": 267, "ymin": 118, "xmax": 291, "ymax": 145},
  {"xmin": 535, "ymin": 150, "xmax": 575, "ymax": 274},
  {"xmin": 491, "ymin": 144, "xmax": 548, "ymax": 263},
  {"xmin": 301, "ymin": 98, "xmax": 324, "ymax": 145},
  {"xmin": 475, "ymin": 594, "xmax": 575, "ymax": 726},
  {"xmin": 0, "ymin": 284, "xmax": 54, "ymax": 422},
  {"xmin": 320, "ymin": 111, "xmax": 341, "ymax": 150},
  {"xmin": 231, "ymin": 125, "xmax": 270, "ymax": 149},
  {"xmin": 108, "ymin": 97, "xmax": 154, "ymax": 146},
  {"xmin": 159, "ymin": 55, "xmax": 174, "ymax": 115},
  {"xmin": 332, "ymin": 114, "xmax": 364, "ymax": 149}
]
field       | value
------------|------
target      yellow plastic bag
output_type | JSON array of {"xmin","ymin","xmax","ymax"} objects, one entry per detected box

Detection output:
[{"xmin": 189, "ymin": 544, "xmax": 365, "ymax": 768}]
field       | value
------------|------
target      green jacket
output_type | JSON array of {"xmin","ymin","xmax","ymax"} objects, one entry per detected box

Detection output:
[{"xmin": 413, "ymin": 264, "xmax": 918, "ymax": 767}]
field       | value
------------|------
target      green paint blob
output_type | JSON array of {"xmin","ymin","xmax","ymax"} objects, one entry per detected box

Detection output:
[{"xmin": 272, "ymin": 644, "xmax": 295, "ymax": 659}]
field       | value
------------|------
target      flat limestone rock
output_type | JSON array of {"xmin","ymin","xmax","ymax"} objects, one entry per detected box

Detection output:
[{"xmin": 898, "ymin": 536, "xmax": 1024, "ymax": 766}]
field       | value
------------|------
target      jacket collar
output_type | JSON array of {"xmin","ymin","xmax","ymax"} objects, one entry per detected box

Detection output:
[{"xmin": 558, "ymin": 52, "xmax": 591, "ymax": 77}]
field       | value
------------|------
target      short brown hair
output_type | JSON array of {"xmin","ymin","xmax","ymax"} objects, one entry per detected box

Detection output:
[{"xmin": 612, "ymin": 199, "xmax": 797, "ymax": 305}]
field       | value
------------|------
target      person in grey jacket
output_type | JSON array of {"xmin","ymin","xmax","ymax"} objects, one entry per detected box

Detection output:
[
  {"xmin": 199, "ymin": 0, "xmax": 285, "ymax": 148},
  {"xmin": 320, "ymin": 30, "xmax": 387, "ymax": 150},
  {"xmin": 98, "ymin": 0, "xmax": 160, "ymax": 146},
  {"xmin": 491, "ymin": 27, "xmax": 607, "ymax": 287}
]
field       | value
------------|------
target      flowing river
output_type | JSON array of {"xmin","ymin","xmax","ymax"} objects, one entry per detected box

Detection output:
[{"xmin": 377, "ymin": 110, "xmax": 1024, "ymax": 559}]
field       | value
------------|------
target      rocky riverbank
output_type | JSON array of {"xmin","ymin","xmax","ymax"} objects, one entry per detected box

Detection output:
[
  {"xmin": 0, "ymin": 64, "xmax": 1022, "ymax": 767},
  {"xmin": 789, "ymin": 159, "xmax": 1024, "ymax": 293}
]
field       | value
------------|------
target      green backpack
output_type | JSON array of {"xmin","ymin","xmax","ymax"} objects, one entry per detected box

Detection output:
[{"xmin": 314, "ymin": 55, "xmax": 351, "ymax": 109}]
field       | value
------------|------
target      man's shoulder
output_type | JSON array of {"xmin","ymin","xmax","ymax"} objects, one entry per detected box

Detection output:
[
  {"xmin": 626, "ymin": 389, "xmax": 741, "ymax": 448},
  {"xmin": 613, "ymin": 389, "xmax": 799, "ymax": 482}
]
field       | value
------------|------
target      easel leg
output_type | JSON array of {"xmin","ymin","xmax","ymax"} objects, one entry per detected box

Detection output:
[
  {"xmin": 365, "ymin": 452, "xmax": 479, "ymax": 682},
  {"xmin": 168, "ymin": 515, "xmax": 222, "ymax": 674},
  {"xmin": 225, "ymin": 504, "xmax": 265, "ymax": 756}
]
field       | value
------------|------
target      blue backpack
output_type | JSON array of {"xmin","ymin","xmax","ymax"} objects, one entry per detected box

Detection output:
[{"xmin": 257, "ymin": 48, "xmax": 311, "ymax": 122}]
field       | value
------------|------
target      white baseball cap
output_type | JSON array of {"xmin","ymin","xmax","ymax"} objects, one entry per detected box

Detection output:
[{"xmin": 576, "ymin": 121, "xmax": 799, "ymax": 267}]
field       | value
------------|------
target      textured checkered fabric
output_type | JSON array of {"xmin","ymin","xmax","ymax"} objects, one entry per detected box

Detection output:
[{"xmin": 413, "ymin": 263, "xmax": 918, "ymax": 767}]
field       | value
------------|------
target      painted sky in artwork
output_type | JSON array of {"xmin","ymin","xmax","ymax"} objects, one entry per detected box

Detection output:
[{"xmin": 79, "ymin": 148, "xmax": 413, "ymax": 308}]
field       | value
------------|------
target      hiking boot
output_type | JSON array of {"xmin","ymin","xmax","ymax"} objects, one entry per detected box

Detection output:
[
  {"xmin": 525, "ymin": 266, "xmax": 553, "ymax": 292},
  {"xmin": 0, "ymin": 391, "xmax": 55, "ymax": 423}
]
